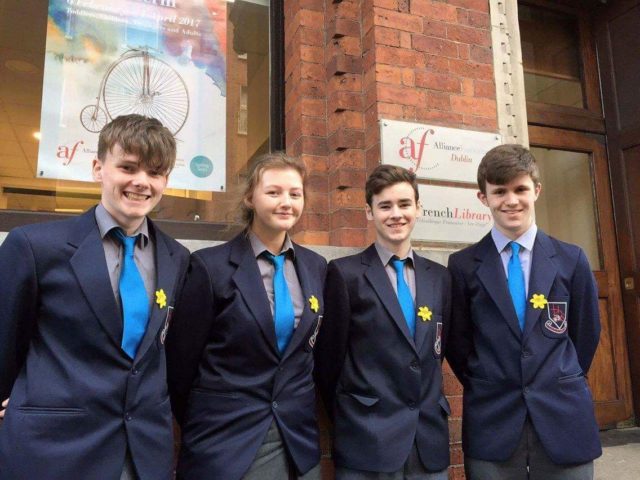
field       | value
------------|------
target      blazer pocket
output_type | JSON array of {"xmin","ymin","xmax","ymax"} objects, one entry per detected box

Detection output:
[
  {"xmin": 191, "ymin": 388, "xmax": 239, "ymax": 399},
  {"xmin": 17, "ymin": 406, "xmax": 86, "ymax": 415},
  {"xmin": 557, "ymin": 372, "xmax": 587, "ymax": 393},
  {"xmin": 340, "ymin": 391, "xmax": 379, "ymax": 407},
  {"xmin": 540, "ymin": 296, "xmax": 570, "ymax": 339}
]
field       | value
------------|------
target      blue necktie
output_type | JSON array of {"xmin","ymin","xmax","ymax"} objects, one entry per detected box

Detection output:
[
  {"xmin": 508, "ymin": 242, "xmax": 527, "ymax": 331},
  {"xmin": 114, "ymin": 229, "xmax": 150, "ymax": 358},
  {"xmin": 267, "ymin": 253, "xmax": 295, "ymax": 354},
  {"xmin": 391, "ymin": 258, "xmax": 416, "ymax": 338}
]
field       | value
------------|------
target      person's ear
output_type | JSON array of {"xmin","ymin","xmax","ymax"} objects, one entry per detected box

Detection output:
[
  {"xmin": 92, "ymin": 158, "xmax": 103, "ymax": 182},
  {"xmin": 365, "ymin": 203, "xmax": 374, "ymax": 221},
  {"xmin": 477, "ymin": 190, "xmax": 489, "ymax": 207}
]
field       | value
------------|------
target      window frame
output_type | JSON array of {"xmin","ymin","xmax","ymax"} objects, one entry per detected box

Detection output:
[
  {"xmin": 519, "ymin": 0, "xmax": 604, "ymax": 133},
  {"xmin": 0, "ymin": 0, "xmax": 285, "ymax": 240}
]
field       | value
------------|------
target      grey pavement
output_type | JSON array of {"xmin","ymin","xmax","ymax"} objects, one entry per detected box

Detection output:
[{"xmin": 596, "ymin": 428, "xmax": 640, "ymax": 479}]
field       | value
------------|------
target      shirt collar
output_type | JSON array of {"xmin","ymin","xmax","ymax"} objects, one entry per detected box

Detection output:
[
  {"xmin": 95, "ymin": 203, "xmax": 149, "ymax": 247},
  {"xmin": 248, "ymin": 230, "xmax": 296, "ymax": 259},
  {"xmin": 374, "ymin": 241, "xmax": 414, "ymax": 267},
  {"xmin": 491, "ymin": 223, "xmax": 537, "ymax": 253}
]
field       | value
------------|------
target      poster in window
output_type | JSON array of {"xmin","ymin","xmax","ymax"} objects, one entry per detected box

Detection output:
[{"xmin": 37, "ymin": 0, "xmax": 227, "ymax": 191}]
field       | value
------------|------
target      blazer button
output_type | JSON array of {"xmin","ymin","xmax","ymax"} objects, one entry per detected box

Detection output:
[
  {"xmin": 272, "ymin": 401, "xmax": 278, "ymax": 409},
  {"xmin": 410, "ymin": 361, "xmax": 420, "ymax": 371},
  {"xmin": 131, "ymin": 368, "xmax": 139, "ymax": 376},
  {"xmin": 125, "ymin": 413, "xmax": 132, "ymax": 421},
  {"xmin": 523, "ymin": 386, "xmax": 530, "ymax": 395},
  {"xmin": 521, "ymin": 350, "xmax": 531, "ymax": 358},
  {"xmin": 408, "ymin": 401, "xmax": 415, "ymax": 410}
]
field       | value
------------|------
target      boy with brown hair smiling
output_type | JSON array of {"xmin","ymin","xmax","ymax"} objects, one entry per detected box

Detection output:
[
  {"xmin": 0, "ymin": 115, "xmax": 190, "ymax": 480},
  {"xmin": 316, "ymin": 164, "xmax": 452, "ymax": 479},
  {"xmin": 446, "ymin": 144, "xmax": 601, "ymax": 479}
]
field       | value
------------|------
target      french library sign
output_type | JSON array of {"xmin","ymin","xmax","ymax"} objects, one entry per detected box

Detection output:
[
  {"xmin": 414, "ymin": 185, "xmax": 492, "ymax": 243},
  {"xmin": 380, "ymin": 119, "xmax": 501, "ymax": 183}
]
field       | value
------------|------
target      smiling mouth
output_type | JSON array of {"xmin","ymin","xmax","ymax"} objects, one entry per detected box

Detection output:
[{"xmin": 124, "ymin": 192, "xmax": 150, "ymax": 201}]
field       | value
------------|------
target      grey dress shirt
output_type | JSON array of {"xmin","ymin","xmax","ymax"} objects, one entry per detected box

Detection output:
[
  {"xmin": 374, "ymin": 241, "xmax": 417, "ymax": 301},
  {"xmin": 248, "ymin": 231, "xmax": 304, "ymax": 329},
  {"xmin": 95, "ymin": 204, "xmax": 156, "ymax": 310}
]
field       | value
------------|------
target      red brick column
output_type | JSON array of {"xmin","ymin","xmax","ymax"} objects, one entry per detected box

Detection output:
[{"xmin": 284, "ymin": 0, "xmax": 330, "ymax": 245}]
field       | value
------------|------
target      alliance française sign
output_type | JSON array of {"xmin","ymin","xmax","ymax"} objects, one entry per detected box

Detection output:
[{"xmin": 380, "ymin": 119, "xmax": 501, "ymax": 183}]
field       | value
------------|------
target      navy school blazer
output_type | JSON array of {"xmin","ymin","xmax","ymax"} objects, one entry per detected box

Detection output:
[
  {"xmin": 167, "ymin": 233, "xmax": 327, "ymax": 480},
  {"xmin": 314, "ymin": 244, "xmax": 452, "ymax": 473},
  {"xmin": 0, "ymin": 207, "xmax": 190, "ymax": 480},
  {"xmin": 446, "ymin": 230, "xmax": 601, "ymax": 465}
]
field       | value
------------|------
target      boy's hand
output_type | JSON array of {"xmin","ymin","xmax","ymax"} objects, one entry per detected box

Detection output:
[{"xmin": 0, "ymin": 398, "xmax": 8, "ymax": 419}]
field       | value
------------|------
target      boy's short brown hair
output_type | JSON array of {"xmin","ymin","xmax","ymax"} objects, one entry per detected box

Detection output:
[
  {"xmin": 365, "ymin": 164, "xmax": 419, "ymax": 206},
  {"xmin": 240, "ymin": 152, "xmax": 307, "ymax": 226},
  {"xmin": 477, "ymin": 144, "xmax": 540, "ymax": 194},
  {"xmin": 97, "ymin": 115, "xmax": 176, "ymax": 175}
]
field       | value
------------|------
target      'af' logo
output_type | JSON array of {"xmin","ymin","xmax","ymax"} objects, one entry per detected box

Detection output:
[
  {"xmin": 57, "ymin": 141, "xmax": 84, "ymax": 166},
  {"xmin": 398, "ymin": 128, "xmax": 437, "ymax": 173}
]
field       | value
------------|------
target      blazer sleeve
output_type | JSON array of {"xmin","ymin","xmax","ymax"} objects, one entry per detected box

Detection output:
[
  {"xmin": 568, "ymin": 248, "xmax": 601, "ymax": 374},
  {"xmin": 166, "ymin": 252, "xmax": 214, "ymax": 424},
  {"xmin": 0, "ymin": 229, "xmax": 39, "ymax": 400},
  {"xmin": 445, "ymin": 254, "xmax": 473, "ymax": 382},
  {"xmin": 314, "ymin": 260, "xmax": 351, "ymax": 420},
  {"xmin": 440, "ymin": 267, "xmax": 453, "ymax": 364}
]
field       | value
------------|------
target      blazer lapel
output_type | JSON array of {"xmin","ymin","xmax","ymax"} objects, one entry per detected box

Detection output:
[
  {"xmin": 69, "ymin": 209, "xmax": 123, "ymax": 353},
  {"xmin": 413, "ymin": 255, "xmax": 434, "ymax": 354},
  {"xmin": 363, "ymin": 245, "xmax": 417, "ymax": 351},
  {"xmin": 135, "ymin": 226, "xmax": 180, "ymax": 362},
  {"xmin": 281, "ymin": 247, "xmax": 321, "ymax": 361},
  {"xmin": 523, "ymin": 231, "xmax": 558, "ymax": 339},
  {"xmin": 230, "ymin": 235, "xmax": 279, "ymax": 356},
  {"xmin": 475, "ymin": 234, "xmax": 522, "ymax": 340}
]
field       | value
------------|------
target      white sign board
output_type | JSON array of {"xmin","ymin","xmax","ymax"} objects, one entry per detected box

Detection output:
[
  {"xmin": 381, "ymin": 119, "xmax": 501, "ymax": 183},
  {"xmin": 413, "ymin": 185, "xmax": 492, "ymax": 243}
]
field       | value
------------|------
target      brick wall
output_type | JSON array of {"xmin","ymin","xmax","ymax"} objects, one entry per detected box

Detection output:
[{"xmin": 283, "ymin": 0, "xmax": 498, "ymax": 478}]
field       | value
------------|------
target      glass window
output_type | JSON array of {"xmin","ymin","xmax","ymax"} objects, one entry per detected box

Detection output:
[
  {"xmin": 533, "ymin": 147, "xmax": 601, "ymax": 269},
  {"xmin": 0, "ymin": 0, "xmax": 271, "ymax": 230},
  {"xmin": 519, "ymin": 4, "xmax": 585, "ymax": 108}
]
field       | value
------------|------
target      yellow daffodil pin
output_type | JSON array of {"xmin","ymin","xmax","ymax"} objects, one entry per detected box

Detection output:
[
  {"xmin": 418, "ymin": 305, "xmax": 433, "ymax": 322},
  {"xmin": 155, "ymin": 289, "xmax": 167, "ymax": 309},
  {"xmin": 529, "ymin": 293, "xmax": 548, "ymax": 309},
  {"xmin": 308, "ymin": 295, "xmax": 320, "ymax": 313}
]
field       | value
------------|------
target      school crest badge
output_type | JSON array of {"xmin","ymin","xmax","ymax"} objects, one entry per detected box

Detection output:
[
  {"xmin": 434, "ymin": 322, "xmax": 443, "ymax": 355},
  {"xmin": 308, "ymin": 315, "xmax": 323, "ymax": 349},
  {"xmin": 545, "ymin": 302, "xmax": 568, "ymax": 334}
]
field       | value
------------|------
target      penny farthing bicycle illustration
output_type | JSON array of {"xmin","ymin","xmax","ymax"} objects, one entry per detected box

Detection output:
[{"xmin": 80, "ymin": 47, "xmax": 190, "ymax": 135}]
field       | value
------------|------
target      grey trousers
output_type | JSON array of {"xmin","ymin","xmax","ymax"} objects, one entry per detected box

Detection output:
[
  {"xmin": 465, "ymin": 419, "xmax": 594, "ymax": 480},
  {"xmin": 120, "ymin": 450, "xmax": 138, "ymax": 480},
  {"xmin": 335, "ymin": 443, "xmax": 448, "ymax": 480},
  {"xmin": 243, "ymin": 420, "xmax": 321, "ymax": 480}
]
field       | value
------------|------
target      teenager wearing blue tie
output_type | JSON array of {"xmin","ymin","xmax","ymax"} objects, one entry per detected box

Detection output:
[
  {"xmin": 315, "ymin": 165, "xmax": 452, "ymax": 479},
  {"xmin": 167, "ymin": 153, "xmax": 327, "ymax": 480},
  {"xmin": 446, "ymin": 145, "xmax": 601, "ymax": 479},
  {"xmin": 0, "ymin": 115, "xmax": 190, "ymax": 479}
]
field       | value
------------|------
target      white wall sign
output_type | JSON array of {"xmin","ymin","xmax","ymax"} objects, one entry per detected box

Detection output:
[
  {"xmin": 381, "ymin": 119, "xmax": 501, "ymax": 183},
  {"xmin": 413, "ymin": 185, "xmax": 492, "ymax": 243}
]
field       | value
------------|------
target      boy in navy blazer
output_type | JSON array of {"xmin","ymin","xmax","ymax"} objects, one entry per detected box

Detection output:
[
  {"xmin": 446, "ymin": 144, "xmax": 601, "ymax": 479},
  {"xmin": 0, "ymin": 115, "xmax": 190, "ymax": 480},
  {"xmin": 315, "ymin": 165, "xmax": 452, "ymax": 479}
]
